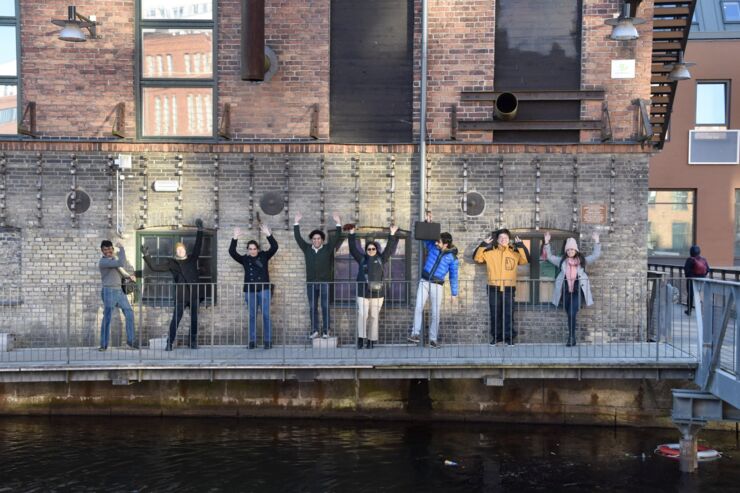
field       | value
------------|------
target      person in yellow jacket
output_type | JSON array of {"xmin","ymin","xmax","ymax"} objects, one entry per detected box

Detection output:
[{"xmin": 474, "ymin": 229, "xmax": 530, "ymax": 345}]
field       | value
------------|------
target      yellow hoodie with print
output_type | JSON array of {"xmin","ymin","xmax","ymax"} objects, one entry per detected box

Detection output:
[{"xmin": 474, "ymin": 243, "xmax": 529, "ymax": 290}]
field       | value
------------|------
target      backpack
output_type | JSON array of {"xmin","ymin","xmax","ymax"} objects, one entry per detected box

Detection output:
[{"xmin": 692, "ymin": 257, "xmax": 709, "ymax": 277}]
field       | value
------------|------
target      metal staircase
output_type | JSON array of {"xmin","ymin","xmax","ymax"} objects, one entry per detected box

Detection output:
[
  {"xmin": 649, "ymin": 0, "xmax": 698, "ymax": 148},
  {"xmin": 671, "ymin": 279, "xmax": 740, "ymax": 472}
]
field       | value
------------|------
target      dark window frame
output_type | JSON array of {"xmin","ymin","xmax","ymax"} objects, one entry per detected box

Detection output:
[
  {"xmin": 135, "ymin": 0, "xmax": 217, "ymax": 141},
  {"xmin": 0, "ymin": 0, "xmax": 20, "ymax": 136},
  {"xmin": 135, "ymin": 228, "xmax": 218, "ymax": 306},
  {"xmin": 329, "ymin": 227, "xmax": 412, "ymax": 307},
  {"xmin": 509, "ymin": 230, "xmax": 574, "ymax": 305},
  {"xmin": 695, "ymin": 81, "xmax": 730, "ymax": 127}
]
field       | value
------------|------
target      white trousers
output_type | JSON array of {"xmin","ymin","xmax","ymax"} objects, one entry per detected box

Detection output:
[
  {"xmin": 357, "ymin": 296, "xmax": 384, "ymax": 341},
  {"xmin": 411, "ymin": 280, "xmax": 443, "ymax": 341}
]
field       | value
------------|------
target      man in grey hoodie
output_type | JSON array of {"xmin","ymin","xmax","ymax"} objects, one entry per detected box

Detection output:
[{"xmin": 98, "ymin": 240, "xmax": 137, "ymax": 351}]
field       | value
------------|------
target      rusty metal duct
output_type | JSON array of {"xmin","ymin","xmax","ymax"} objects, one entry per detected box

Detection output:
[
  {"xmin": 241, "ymin": 0, "xmax": 265, "ymax": 81},
  {"xmin": 494, "ymin": 92, "xmax": 518, "ymax": 120}
]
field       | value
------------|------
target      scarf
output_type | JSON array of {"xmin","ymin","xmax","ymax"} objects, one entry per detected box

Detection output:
[{"xmin": 565, "ymin": 257, "xmax": 580, "ymax": 293}]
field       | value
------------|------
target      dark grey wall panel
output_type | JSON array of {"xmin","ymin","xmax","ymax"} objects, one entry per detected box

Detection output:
[
  {"xmin": 330, "ymin": 0, "xmax": 414, "ymax": 143},
  {"xmin": 494, "ymin": 0, "xmax": 582, "ymax": 143}
]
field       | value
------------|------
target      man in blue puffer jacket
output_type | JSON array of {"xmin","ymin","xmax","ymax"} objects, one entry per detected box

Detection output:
[{"xmin": 407, "ymin": 214, "xmax": 459, "ymax": 348}]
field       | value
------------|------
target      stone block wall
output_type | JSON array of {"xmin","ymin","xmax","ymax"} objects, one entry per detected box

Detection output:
[{"xmin": 0, "ymin": 146, "xmax": 649, "ymax": 348}]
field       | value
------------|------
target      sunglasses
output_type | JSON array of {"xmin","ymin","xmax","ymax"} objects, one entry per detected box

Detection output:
[{"xmin": 366, "ymin": 247, "xmax": 377, "ymax": 251}]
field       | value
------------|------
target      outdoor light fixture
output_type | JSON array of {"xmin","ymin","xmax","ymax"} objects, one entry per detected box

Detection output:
[
  {"xmin": 605, "ymin": 3, "xmax": 645, "ymax": 41},
  {"xmin": 51, "ymin": 6, "xmax": 99, "ymax": 42},
  {"xmin": 665, "ymin": 52, "xmax": 695, "ymax": 81}
]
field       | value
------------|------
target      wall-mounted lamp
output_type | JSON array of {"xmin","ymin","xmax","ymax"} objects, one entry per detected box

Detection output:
[
  {"xmin": 51, "ymin": 6, "xmax": 99, "ymax": 42},
  {"xmin": 605, "ymin": 2, "xmax": 645, "ymax": 41},
  {"xmin": 665, "ymin": 52, "xmax": 695, "ymax": 81}
]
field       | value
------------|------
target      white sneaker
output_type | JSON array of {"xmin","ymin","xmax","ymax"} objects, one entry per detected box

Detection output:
[
  {"xmin": 309, "ymin": 331, "xmax": 319, "ymax": 339},
  {"xmin": 321, "ymin": 333, "xmax": 329, "ymax": 339}
]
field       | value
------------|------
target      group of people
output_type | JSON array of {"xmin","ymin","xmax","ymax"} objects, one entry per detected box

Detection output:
[{"xmin": 98, "ymin": 213, "xmax": 616, "ymax": 352}]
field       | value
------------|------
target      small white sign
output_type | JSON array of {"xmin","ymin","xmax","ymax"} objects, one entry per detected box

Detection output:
[
  {"xmin": 152, "ymin": 180, "xmax": 179, "ymax": 192},
  {"xmin": 611, "ymin": 59, "xmax": 635, "ymax": 79}
]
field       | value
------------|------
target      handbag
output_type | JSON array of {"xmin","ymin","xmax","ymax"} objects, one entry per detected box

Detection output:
[
  {"xmin": 121, "ymin": 278, "xmax": 136, "ymax": 295},
  {"xmin": 414, "ymin": 221, "xmax": 441, "ymax": 240},
  {"xmin": 368, "ymin": 281, "xmax": 383, "ymax": 292}
]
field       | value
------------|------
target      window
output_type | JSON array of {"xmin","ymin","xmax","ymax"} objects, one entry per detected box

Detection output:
[
  {"xmin": 722, "ymin": 1, "xmax": 740, "ymax": 22},
  {"xmin": 0, "ymin": 0, "xmax": 18, "ymax": 135},
  {"xmin": 331, "ymin": 229, "xmax": 411, "ymax": 306},
  {"xmin": 696, "ymin": 82, "xmax": 728, "ymax": 127},
  {"xmin": 138, "ymin": 0, "xmax": 215, "ymax": 138},
  {"xmin": 137, "ymin": 229, "xmax": 217, "ymax": 306},
  {"xmin": 509, "ymin": 231, "xmax": 572, "ymax": 304},
  {"xmin": 648, "ymin": 190, "xmax": 695, "ymax": 258}
]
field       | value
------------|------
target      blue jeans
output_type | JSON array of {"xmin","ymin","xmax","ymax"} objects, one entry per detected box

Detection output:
[
  {"xmin": 307, "ymin": 283, "xmax": 330, "ymax": 335},
  {"xmin": 245, "ymin": 288, "xmax": 272, "ymax": 343},
  {"xmin": 100, "ymin": 287, "xmax": 135, "ymax": 348}
]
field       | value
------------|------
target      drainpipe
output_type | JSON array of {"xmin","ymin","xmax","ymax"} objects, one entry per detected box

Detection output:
[
  {"xmin": 419, "ymin": 0, "xmax": 428, "ymax": 222},
  {"xmin": 418, "ymin": 0, "xmax": 429, "ymax": 277}
]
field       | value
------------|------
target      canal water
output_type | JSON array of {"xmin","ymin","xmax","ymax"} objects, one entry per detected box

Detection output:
[{"xmin": 0, "ymin": 417, "xmax": 738, "ymax": 492}]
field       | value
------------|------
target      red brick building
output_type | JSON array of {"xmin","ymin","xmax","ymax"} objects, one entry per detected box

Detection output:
[{"xmin": 649, "ymin": 0, "xmax": 740, "ymax": 267}]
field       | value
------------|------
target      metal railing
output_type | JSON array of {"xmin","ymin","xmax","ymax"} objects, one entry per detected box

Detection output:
[{"xmin": 0, "ymin": 277, "xmax": 705, "ymax": 364}]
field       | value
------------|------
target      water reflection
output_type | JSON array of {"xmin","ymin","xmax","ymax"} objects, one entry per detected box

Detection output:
[{"xmin": 0, "ymin": 417, "xmax": 737, "ymax": 492}]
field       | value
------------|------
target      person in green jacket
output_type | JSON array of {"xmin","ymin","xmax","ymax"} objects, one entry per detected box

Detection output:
[{"xmin": 294, "ymin": 211, "xmax": 343, "ymax": 339}]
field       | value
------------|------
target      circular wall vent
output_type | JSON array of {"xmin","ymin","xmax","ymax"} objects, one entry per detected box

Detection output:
[
  {"xmin": 462, "ymin": 191, "xmax": 486, "ymax": 217},
  {"xmin": 259, "ymin": 191, "xmax": 284, "ymax": 215},
  {"xmin": 67, "ymin": 190, "xmax": 91, "ymax": 214}
]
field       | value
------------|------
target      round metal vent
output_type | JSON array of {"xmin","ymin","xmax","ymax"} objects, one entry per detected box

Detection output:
[
  {"xmin": 259, "ymin": 191, "xmax": 284, "ymax": 216},
  {"xmin": 67, "ymin": 190, "xmax": 91, "ymax": 214},
  {"xmin": 462, "ymin": 191, "xmax": 486, "ymax": 217}
]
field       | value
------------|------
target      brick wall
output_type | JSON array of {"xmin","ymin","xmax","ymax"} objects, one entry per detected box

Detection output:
[
  {"xmin": 18, "ymin": 0, "xmax": 654, "ymax": 143},
  {"xmin": 0, "ymin": 148, "xmax": 649, "ymax": 348}
]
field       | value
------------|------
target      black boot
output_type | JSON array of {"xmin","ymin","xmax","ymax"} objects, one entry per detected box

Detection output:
[
  {"xmin": 357, "ymin": 338, "xmax": 364, "ymax": 349},
  {"xmin": 366, "ymin": 339, "xmax": 374, "ymax": 349},
  {"xmin": 566, "ymin": 329, "xmax": 576, "ymax": 347}
]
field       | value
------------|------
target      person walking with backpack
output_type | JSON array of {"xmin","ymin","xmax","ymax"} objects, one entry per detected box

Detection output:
[
  {"xmin": 543, "ymin": 231, "xmax": 601, "ymax": 347},
  {"xmin": 684, "ymin": 245, "xmax": 710, "ymax": 316},
  {"xmin": 347, "ymin": 224, "xmax": 399, "ymax": 349}
]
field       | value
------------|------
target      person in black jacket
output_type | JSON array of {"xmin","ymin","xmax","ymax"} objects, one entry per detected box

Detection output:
[
  {"xmin": 229, "ymin": 222, "xmax": 278, "ymax": 349},
  {"xmin": 143, "ymin": 218, "xmax": 204, "ymax": 351},
  {"xmin": 294, "ymin": 210, "xmax": 343, "ymax": 339},
  {"xmin": 348, "ymin": 224, "xmax": 399, "ymax": 349}
]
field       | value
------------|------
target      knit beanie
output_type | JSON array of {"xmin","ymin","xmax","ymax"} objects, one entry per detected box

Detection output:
[{"xmin": 564, "ymin": 237, "xmax": 579, "ymax": 252}]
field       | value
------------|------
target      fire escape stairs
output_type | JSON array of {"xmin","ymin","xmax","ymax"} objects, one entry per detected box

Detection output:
[{"xmin": 650, "ymin": 0, "xmax": 698, "ymax": 148}]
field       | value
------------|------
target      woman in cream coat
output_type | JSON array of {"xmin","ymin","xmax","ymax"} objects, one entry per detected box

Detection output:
[{"xmin": 543, "ymin": 231, "xmax": 601, "ymax": 347}]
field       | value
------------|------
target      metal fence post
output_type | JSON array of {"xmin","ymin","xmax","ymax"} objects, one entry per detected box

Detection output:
[{"xmin": 66, "ymin": 284, "xmax": 71, "ymax": 364}]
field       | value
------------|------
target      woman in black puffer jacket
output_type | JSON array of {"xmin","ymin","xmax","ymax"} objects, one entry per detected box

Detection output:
[{"xmin": 348, "ymin": 224, "xmax": 399, "ymax": 349}]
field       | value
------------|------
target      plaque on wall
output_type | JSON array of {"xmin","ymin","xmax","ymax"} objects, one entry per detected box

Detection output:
[{"xmin": 581, "ymin": 203, "xmax": 607, "ymax": 224}]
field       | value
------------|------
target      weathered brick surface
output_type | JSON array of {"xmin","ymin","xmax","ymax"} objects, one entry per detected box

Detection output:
[
  {"xmin": 0, "ymin": 149, "xmax": 648, "ymax": 348},
  {"xmin": 18, "ymin": 0, "xmax": 653, "ymax": 142}
]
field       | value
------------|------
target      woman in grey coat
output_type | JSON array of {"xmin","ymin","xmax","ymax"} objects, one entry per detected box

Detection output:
[{"xmin": 543, "ymin": 232, "xmax": 601, "ymax": 347}]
